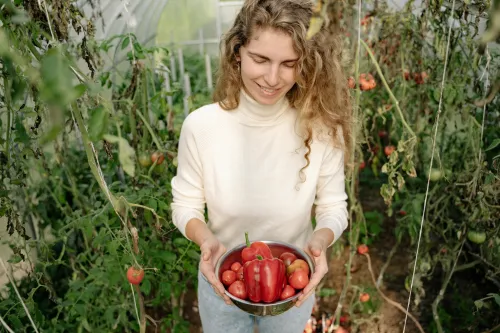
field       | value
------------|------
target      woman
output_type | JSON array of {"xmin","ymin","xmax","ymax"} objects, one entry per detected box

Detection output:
[{"xmin": 170, "ymin": 0, "xmax": 352, "ymax": 332}]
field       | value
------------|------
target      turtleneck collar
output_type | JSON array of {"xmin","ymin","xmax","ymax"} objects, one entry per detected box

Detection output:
[{"xmin": 233, "ymin": 88, "xmax": 290, "ymax": 126}]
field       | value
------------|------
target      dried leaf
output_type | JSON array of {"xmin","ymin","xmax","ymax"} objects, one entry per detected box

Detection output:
[
  {"xmin": 103, "ymin": 134, "xmax": 136, "ymax": 177},
  {"xmin": 306, "ymin": 16, "xmax": 324, "ymax": 40}
]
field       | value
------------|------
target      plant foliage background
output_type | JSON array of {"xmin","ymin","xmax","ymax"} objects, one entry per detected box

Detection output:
[{"xmin": 0, "ymin": 0, "xmax": 499, "ymax": 332}]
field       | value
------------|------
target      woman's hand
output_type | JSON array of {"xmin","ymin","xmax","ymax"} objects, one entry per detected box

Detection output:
[
  {"xmin": 295, "ymin": 230, "xmax": 332, "ymax": 308},
  {"xmin": 199, "ymin": 235, "xmax": 233, "ymax": 305}
]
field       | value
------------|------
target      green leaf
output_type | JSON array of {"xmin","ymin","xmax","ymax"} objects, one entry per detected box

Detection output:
[
  {"xmin": 147, "ymin": 198, "xmax": 158, "ymax": 211},
  {"xmin": 39, "ymin": 124, "xmax": 63, "ymax": 145},
  {"xmin": 88, "ymin": 105, "xmax": 109, "ymax": 142},
  {"xmin": 158, "ymin": 200, "xmax": 170, "ymax": 211},
  {"xmin": 485, "ymin": 139, "xmax": 500, "ymax": 152},
  {"xmin": 318, "ymin": 288, "xmax": 336, "ymax": 297},
  {"xmin": 82, "ymin": 318, "xmax": 92, "ymax": 332},
  {"xmin": 103, "ymin": 134, "xmax": 136, "ymax": 177},
  {"xmin": 433, "ymin": 88, "xmax": 441, "ymax": 102},
  {"xmin": 187, "ymin": 250, "xmax": 200, "ymax": 260},
  {"xmin": 73, "ymin": 84, "xmax": 87, "ymax": 99},
  {"xmin": 9, "ymin": 315, "xmax": 23, "ymax": 329},
  {"xmin": 121, "ymin": 36, "xmax": 130, "ymax": 50},
  {"xmin": 14, "ymin": 118, "xmax": 30, "ymax": 144},
  {"xmin": 489, "ymin": 293, "xmax": 500, "ymax": 306},
  {"xmin": 173, "ymin": 238, "xmax": 189, "ymax": 247},
  {"xmin": 107, "ymin": 239, "xmax": 120, "ymax": 255},
  {"xmin": 141, "ymin": 278, "xmax": 152, "ymax": 296},
  {"xmin": 369, "ymin": 223, "xmax": 382, "ymax": 236},
  {"xmin": 105, "ymin": 307, "xmax": 115, "ymax": 326},
  {"xmin": 444, "ymin": 85, "xmax": 457, "ymax": 104},
  {"xmin": 7, "ymin": 255, "xmax": 22, "ymax": 264},
  {"xmin": 39, "ymin": 47, "xmax": 80, "ymax": 106},
  {"xmin": 161, "ymin": 251, "xmax": 177, "ymax": 263}
]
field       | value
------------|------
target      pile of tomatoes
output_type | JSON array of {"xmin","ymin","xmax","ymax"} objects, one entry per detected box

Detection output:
[{"xmin": 219, "ymin": 249, "xmax": 311, "ymax": 303}]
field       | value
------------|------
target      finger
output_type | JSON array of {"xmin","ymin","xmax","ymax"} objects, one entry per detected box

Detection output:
[
  {"xmin": 299, "ymin": 269, "xmax": 325, "ymax": 300},
  {"xmin": 200, "ymin": 246, "xmax": 211, "ymax": 261},
  {"xmin": 308, "ymin": 242, "xmax": 323, "ymax": 257},
  {"xmin": 310, "ymin": 246, "xmax": 322, "ymax": 257},
  {"xmin": 207, "ymin": 273, "xmax": 232, "ymax": 304},
  {"xmin": 295, "ymin": 288, "xmax": 315, "ymax": 307}
]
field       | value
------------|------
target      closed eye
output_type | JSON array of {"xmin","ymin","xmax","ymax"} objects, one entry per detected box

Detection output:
[{"xmin": 252, "ymin": 57, "xmax": 267, "ymax": 64}]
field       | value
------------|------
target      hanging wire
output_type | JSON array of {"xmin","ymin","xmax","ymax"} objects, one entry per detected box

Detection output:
[{"xmin": 402, "ymin": 0, "xmax": 457, "ymax": 331}]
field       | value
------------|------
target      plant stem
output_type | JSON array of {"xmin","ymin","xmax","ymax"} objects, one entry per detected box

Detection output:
[
  {"xmin": 71, "ymin": 103, "xmax": 121, "ymax": 211},
  {"xmin": 4, "ymin": 76, "xmax": 12, "ymax": 170},
  {"xmin": 376, "ymin": 239, "xmax": 400, "ymax": 287},
  {"xmin": 0, "ymin": 259, "xmax": 40, "ymax": 333},
  {"xmin": 482, "ymin": 323, "xmax": 500, "ymax": 333},
  {"xmin": 363, "ymin": 253, "xmax": 426, "ymax": 333},
  {"xmin": 431, "ymin": 239, "xmax": 466, "ymax": 333},
  {"xmin": 334, "ymin": 1, "xmax": 363, "ymax": 327},
  {"xmin": 133, "ymin": 284, "xmax": 147, "ymax": 333},
  {"xmin": 0, "ymin": 313, "xmax": 15, "ymax": 333},
  {"xmin": 360, "ymin": 39, "xmax": 416, "ymax": 138},
  {"xmin": 135, "ymin": 105, "xmax": 163, "ymax": 150}
]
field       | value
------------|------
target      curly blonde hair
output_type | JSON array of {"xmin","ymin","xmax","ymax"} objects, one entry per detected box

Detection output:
[{"xmin": 213, "ymin": 0, "xmax": 353, "ymax": 172}]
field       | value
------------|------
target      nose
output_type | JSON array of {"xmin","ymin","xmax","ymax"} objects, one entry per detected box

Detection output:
[{"xmin": 264, "ymin": 64, "xmax": 280, "ymax": 87}]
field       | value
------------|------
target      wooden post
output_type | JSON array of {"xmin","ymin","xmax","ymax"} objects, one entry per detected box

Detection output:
[
  {"xmin": 205, "ymin": 53, "xmax": 213, "ymax": 92},
  {"xmin": 183, "ymin": 73, "xmax": 191, "ymax": 118},
  {"xmin": 169, "ymin": 54, "xmax": 177, "ymax": 82},
  {"xmin": 164, "ymin": 70, "xmax": 173, "ymax": 111},
  {"xmin": 178, "ymin": 48, "xmax": 185, "ymax": 85}
]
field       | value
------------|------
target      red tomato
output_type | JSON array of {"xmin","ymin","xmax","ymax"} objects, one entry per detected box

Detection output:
[
  {"xmin": 359, "ymin": 161, "xmax": 366, "ymax": 170},
  {"xmin": 279, "ymin": 252, "xmax": 297, "ymax": 267},
  {"xmin": 335, "ymin": 327, "xmax": 349, "ymax": 333},
  {"xmin": 280, "ymin": 285, "xmax": 296, "ymax": 300},
  {"xmin": 288, "ymin": 270, "xmax": 309, "ymax": 290},
  {"xmin": 237, "ymin": 266, "xmax": 244, "ymax": 281},
  {"xmin": 151, "ymin": 152, "xmax": 165, "ymax": 165},
  {"xmin": 221, "ymin": 270, "xmax": 236, "ymax": 286},
  {"xmin": 384, "ymin": 145, "xmax": 396, "ymax": 156},
  {"xmin": 127, "ymin": 266, "xmax": 144, "ymax": 285},
  {"xmin": 360, "ymin": 293, "xmax": 370, "ymax": 302},
  {"xmin": 228, "ymin": 280, "xmax": 247, "ymax": 299},
  {"xmin": 286, "ymin": 259, "xmax": 309, "ymax": 276},
  {"xmin": 357, "ymin": 244, "xmax": 369, "ymax": 254},
  {"xmin": 230, "ymin": 262, "xmax": 242, "ymax": 272},
  {"xmin": 403, "ymin": 70, "xmax": 411, "ymax": 81}
]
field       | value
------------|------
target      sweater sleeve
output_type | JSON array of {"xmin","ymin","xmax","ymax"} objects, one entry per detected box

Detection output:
[
  {"xmin": 170, "ymin": 115, "xmax": 206, "ymax": 241},
  {"xmin": 314, "ymin": 143, "xmax": 349, "ymax": 247}
]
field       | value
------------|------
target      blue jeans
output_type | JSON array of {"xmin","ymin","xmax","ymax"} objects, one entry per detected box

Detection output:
[{"xmin": 197, "ymin": 270, "xmax": 315, "ymax": 333}]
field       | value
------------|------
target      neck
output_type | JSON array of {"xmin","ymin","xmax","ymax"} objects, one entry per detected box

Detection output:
[{"xmin": 236, "ymin": 88, "xmax": 289, "ymax": 126}]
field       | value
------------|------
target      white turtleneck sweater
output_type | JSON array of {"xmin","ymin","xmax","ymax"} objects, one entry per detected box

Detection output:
[{"xmin": 170, "ymin": 90, "xmax": 348, "ymax": 251}]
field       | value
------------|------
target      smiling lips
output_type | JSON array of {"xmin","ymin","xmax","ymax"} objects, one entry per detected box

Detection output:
[{"xmin": 257, "ymin": 82, "xmax": 280, "ymax": 96}]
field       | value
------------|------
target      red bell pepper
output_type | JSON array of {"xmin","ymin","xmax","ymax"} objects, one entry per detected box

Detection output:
[
  {"xmin": 241, "ymin": 232, "xmax": 273, "ymax": 264},
  {"xmin": 243, "ymin": 256, "xmax": 287, "ymax": 303}
]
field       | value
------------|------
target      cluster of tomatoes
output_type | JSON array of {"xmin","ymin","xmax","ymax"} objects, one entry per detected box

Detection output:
[
  {"xmin": 220, "ymin": 251, "xmax": 311, "ymax": 302},
  {"xmin": 347, "ymin": 73, "xmax": 377, "ymax": 91}
]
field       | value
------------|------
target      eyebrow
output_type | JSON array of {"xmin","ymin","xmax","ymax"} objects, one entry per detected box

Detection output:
[{"xmin": 247, "ymin": 51, "xmax": 299, "ymax": 63}]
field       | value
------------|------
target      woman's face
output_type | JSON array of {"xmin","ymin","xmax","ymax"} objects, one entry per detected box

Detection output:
[{"xmin": 237, "ymin": 27, "xmax": 299, "ymax": 105}]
